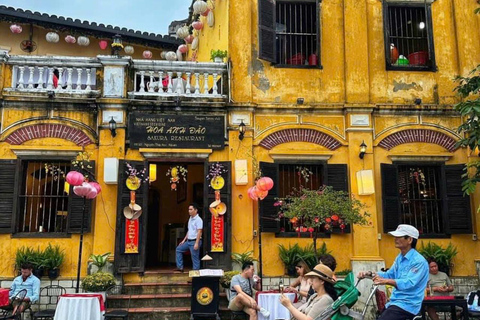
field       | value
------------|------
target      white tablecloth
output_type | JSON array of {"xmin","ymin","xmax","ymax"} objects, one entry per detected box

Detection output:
[
  {"xmin": 258, "ymin": 292, "xmax": 296, "ymax": 320},
  {"xmin": 53, "ymin": 296, "xmax": 103, "ymax": 320}
]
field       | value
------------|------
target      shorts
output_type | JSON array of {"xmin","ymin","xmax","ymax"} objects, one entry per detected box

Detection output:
[
  {"xmin": 12, "ymin": 299, "xmax": 31, "ymax": 311},
  {"xmin": 228, "ymin": 296, "xmax": 249, "ymax": 312}
]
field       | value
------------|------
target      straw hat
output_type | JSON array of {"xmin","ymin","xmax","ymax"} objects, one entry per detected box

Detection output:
[{"xmin": 304, "ymin": 264, "xmax": 336, "ymax": 284}]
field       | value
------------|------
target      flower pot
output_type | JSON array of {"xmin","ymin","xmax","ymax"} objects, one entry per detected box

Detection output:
[
  {"xmin": 48, "ymin": 268, "xmax": 60, "ymax": 280},
  {"xmin": 214, "ymin": 57, "xmax": 223, "ymax": 63},
  {"xmin": 287, "ymin": 265, "xmax": 297, "ymax": 277},
  {"xmin": 33, "ymin": 267, "xmax": 44, "ymax": 278}
]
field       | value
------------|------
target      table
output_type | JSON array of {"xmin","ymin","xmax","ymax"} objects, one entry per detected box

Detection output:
[
  {"xmin": 421, "ymin": 296, "xmax": 468, "ymax": 320},
  {"xmin": 257, "ymin": 292, "xmax": 296, "ymax": 320},
  {"xmin": 53, "ymin": 293, "xmax": 105, "ymax": 320}
]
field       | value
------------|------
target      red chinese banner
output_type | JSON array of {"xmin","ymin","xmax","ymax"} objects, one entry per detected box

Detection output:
[
  {"xmin": 211, "ymin": 215, "xmax": 224, "ymax": 252},
  {"xmin": 125, "ymin": 218, "xmax": 139, "ymax": 254}
]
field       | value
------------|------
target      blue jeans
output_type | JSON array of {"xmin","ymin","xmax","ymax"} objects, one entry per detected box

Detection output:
[{"xmin": 176, "ymin": 240, "xmax": 202, "ymax": 270}]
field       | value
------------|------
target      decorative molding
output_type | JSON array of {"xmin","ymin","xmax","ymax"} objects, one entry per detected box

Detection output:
[
  {"xmin": 378, "ymin": 129, "xmax": 457, "ymax": 152},
  {"xmin": 139, "ymin": 148, "xmax": 213, "ymax": 159},
  {"xmin": 269, "ymin": 153, "xmax": 332, "ymax": 161},
  {"xmin": 350, "ymin": 114, "xmax": 370, "ymax": 126},
  {"xmin": 4, "ymin": 123, "xmax": 94, "ymax": 146},
  {"xmin": 388, "ymin": 155, "xmax": 452, "ymax": 162},
  {"xmin": 259, "ymin": 129, "xmax": 343, "ymax": 150},
  {"xmin": 11, "ymin": 146, "xmax": 82, "ymax": 158}
]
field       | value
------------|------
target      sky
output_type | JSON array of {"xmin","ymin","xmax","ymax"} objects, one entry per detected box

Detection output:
[{"xmin": 0, "ymin": 0, "xmax": 192, "ymax": 35}]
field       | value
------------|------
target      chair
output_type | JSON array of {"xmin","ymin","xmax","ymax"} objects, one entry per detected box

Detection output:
[
  {"xmin": 103, "ymin": 285, "xmax": 129, "ymax": 320},
  {"xmin": 0, "ymin": 289, "xmax": 27, "ymax": 320},
  {"xmin": 32, "ymin": 285, "xmax": 66, "ymax": 320}
]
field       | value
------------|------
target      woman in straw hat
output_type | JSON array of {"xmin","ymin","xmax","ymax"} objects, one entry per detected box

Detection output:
[
  {"xmin": 288, "ymin": 259, "xmax": 312, "ymax": 308},
  {"xmin": 280, "ymin": 264, "xmax": 337, "ymax": 320}
]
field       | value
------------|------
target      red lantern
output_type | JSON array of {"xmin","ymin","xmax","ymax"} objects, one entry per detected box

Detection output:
[
  {"xmin": 248, "ymin": 186, "xmax": 258, "ymax": 201},
  {"xmin": 90, "ymin": 182, "xmax": 102, "ymax": 194},
  {"xmin": 331, "ymin": 214, "xmax": 339, "ymax": 221},
  {"xmin": 65, "ymin": 35, "xmax": 76, "ymax": 44},
  {"xmin": 73, "ymin": 182, "xmax": 91, "ymax": 197},
  {"xmin": 256, "ymin": 177, "xmax": 274, "ymax": 191},
  {"xmin": 178, "ymin": 44, "xmax": 188, "ymax": 54},
  {"xmin": 10, "ymin": 24, "xmax": 22, "ymax": 34},
  {"xmin": 201, "ymin": 8, "xmax": 210, "ymax": 17},
  {"xmin": 184, "ymin": 35, "xmax": 194, "ymax": 44},
  {"xmin": 66, "ymin": 171, "xmax": 84, "ymax": 186},
  {"xmin": 255, "ymin": 188, "xmax": 268, "ymax": 200},
  {"xmin": 143, "ymin": 50, "xmax": 153, "ymax": 59},
  {"xmin": 192, "ymin": 21, "xmax": 204, "ymax": 31},
  {"xmin": 99, "ymin": 40, "xmax": 108, "ymax": 50}
]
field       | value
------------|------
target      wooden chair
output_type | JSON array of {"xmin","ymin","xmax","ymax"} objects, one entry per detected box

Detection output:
[
  {"xmin": 32, "ymin": 285, "xmax": 66, "ymax": 320},
  {"xmin": 103, "ymin": 285, "xmax": 129, "ymax": 320}
]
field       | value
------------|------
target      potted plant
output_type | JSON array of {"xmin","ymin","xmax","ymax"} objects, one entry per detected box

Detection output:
[
  {"xmin": 89, "ymin": 252, "xmax": 111, "ymax": 273},
  {"xmin": 15, "ymin": 246, "xmax": 34, "ymax": 275},
  {"xmin": 220, "ymin": 270, "xmax": 240, "ymax": 300},
  {"xmin": 31, "ymin": 247, "xmax": 46, "ymax": 278},
  {"xmin": 278, "ymin": 243, "xmax": 302, "ymax": 276},
  {"xmin": 210, "ymin": 49, "xmax": 227, "ymax": 62},
  {"xmin": 418, "ymin": 242, "xmax": 458, "ymax": 276},
  {"xmin": 231, "ymin": 251, "xmax": 257, "ymax": 268},
  {"xmin": 81, "ymin": 272, "xmax": 116, "ymax": 301},
  {"xmin": 44, "ymin": 244, "xmax": 66, "ymax": 280}
]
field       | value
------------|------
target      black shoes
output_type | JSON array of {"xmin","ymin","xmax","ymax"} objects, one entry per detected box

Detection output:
[{"xmin": 173, "ymin": 268, "xmax": 184, "ymax": 273}]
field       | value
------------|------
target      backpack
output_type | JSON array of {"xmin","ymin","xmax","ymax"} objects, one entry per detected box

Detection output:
[{"xmin": 467, "ymin": 290, "xmax": 480, "ymax": 312}]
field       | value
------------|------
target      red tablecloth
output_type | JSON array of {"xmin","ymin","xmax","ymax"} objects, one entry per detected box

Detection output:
[
  {"xmin": 0, "ymin": 288, "xmax": 9, "ymax": 307},
  {"xmin": 424, "ymin": 296, "xmax": 455, "ymax": 301},
  {"xmin": 60, "ymin": 293, "xmax": 105, "ymax": 312}
]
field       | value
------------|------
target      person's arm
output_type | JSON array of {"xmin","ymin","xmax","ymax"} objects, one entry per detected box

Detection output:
[
  {"xmin": 27, "ymin": 278, "xmax": 40, "ymax": 303},
  {"xmin": 9, "ymin": 279, "xmax": 16, "ymax": 299},
  {"xmin": 280, "ymin": 294, "xmax": 312, "ymax": 320},
  {"xmin": 289, "ymin": 276, "xmax": 302, "ymax": 291},
  {"xmin": 376, "ymin": 261, "xmax": 427, "ymax": 290},
  {"xmin": 194, "ymin": 228, "xmax": 202, "ymax": 250}
]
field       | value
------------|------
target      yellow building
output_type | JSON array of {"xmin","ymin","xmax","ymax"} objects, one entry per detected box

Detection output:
[{"xmin": 0, "ymin": 0, "xmax": 479, "ymax": 294}]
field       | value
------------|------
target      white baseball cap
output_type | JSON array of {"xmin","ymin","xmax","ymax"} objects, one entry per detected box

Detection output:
[{"xmin": 388, "ymin": 224, "xmax": 419, "ymax": 239}]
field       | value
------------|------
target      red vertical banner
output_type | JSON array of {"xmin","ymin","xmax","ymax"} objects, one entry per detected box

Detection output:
[
  {"xmin": 125, "ymin": 218, "xmax": 139, "ymax": 254},
  {"xmin": 211, "ymin": 215, "xmax": 224, "ymax": 252}
]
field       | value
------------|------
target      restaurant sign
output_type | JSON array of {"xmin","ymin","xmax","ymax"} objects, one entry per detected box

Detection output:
[{"xmin": 129, "ymin": 113, "xmax": 225, "ymax": 149}]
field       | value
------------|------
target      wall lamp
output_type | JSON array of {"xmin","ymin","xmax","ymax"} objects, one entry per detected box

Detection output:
[
  {"xmin": 238, "ymin": 120, "xmax": 246, "ymax": 140},
  {"xmin": 359, "ymin": 141, "xmax": 367, "ymax": 159},
  {"xmin": 109, "ymin": 116, "xmax": 117, "ymax": 137}
]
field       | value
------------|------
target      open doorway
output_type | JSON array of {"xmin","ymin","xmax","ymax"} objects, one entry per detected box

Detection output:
[{"xmin": 146, "ymin": 162, "xmax": 205, "ymax": 269}]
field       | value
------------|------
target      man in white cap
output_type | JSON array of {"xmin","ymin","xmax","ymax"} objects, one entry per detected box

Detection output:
[{"xmin": 358, "ymin": 224, "xmax": 429, "ymax": 320}]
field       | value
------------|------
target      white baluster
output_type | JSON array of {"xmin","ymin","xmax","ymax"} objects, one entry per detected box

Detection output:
[
  {"xmin": 76, "ymin": 68, "xmax": 83, "ymax": 90},
  {"xmin": 194, "ymin": 73, "xmax": 200, "ymax": 95},
  {"xmin": 148, "ymin": 71, "xmax": 155, "ymax": 93},
  {"xmin": 37, "ymin": 67, "xmax": 45, "ymax": 89},
  {"xmin": 167, "ymin": 72, "xmax": 173, "ymax": 93},
  {"xmin": 17, "ymin": 67, "xmax": 25, "ymax": 89},
  {"xmin": 27, "ymin": 67, "xmax": 35, "ymax": 89},
  {"xmin": 185, "ymin": 72, "xmax": 191, "ymax": 95},
  {"xmin": 158, "ymin": 71, "xmax": 164, "ymax": 92},
  {"xmin": 85, "ymin": 68, "xmax": 92, "ymax": 91},
  {"xmin": 213, "ymin": 72, "xmax": 218, "ymax": 95},
  {"xmin": 203, "ymin": 73, "xmax": 209, "ymax": 95},
  {"xmin": 66, "ymin": 68, "xmax": 73, "ymax": 91},
  {"xmin": 139, "ymin": 71, "xmax": 145, "ymax": 93},
  {"xmin": 46, "ymin": 67, "xmax": 54, "ymax": 90},
  {"xmin": 57, "ymin": 68, "xmax": 64, "ymax": 91},
  {"xmin": 175, "ymin": 72, "xmax": 183, "ymax": 94}
]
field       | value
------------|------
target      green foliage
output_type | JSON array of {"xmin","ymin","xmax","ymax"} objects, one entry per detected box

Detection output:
[
  {"xmin": 210, "ymin": 49, "xmax": 228, "ymax": 61},
  {"xmin": 220, "ymin": 270, "xmax": 240, "ymax": 288},
  {"xmin": 418, "ymin": 242, "xmax": 458, "ymax": 273},
  {"xmin": 15, "ymin": 246, "xmax": 35, "ymax": 271},
  {"xmin": 15, "ymin": 245, "xmax": 65, "ymax": 272},
  {"xmin": 231, "ymin": 251, "xmax": 257, "ymax": 266},
  {"xmin": 90, "ymin": 252, "xmax": 111, "ymax": 272},
  {"xmin": 82, "ymin": 272, "xmax": 116, "ymax": 292},
  {"xmin": 278, "ymin": 243, "xmax": 302, "ymax": 268},
  {"xmin": 43, "ymin": 244, "xmax": 66, "ymax": 270}
]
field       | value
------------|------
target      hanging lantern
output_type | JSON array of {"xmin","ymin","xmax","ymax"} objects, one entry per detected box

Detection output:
[
  {"xmin": 184, "ymin": 35, "xmax": 194, "ymax": 44},
  {"xmin": 178, "ymin": 44, "xmax": 188, "ymax": 54},
  {"xmin": 65, "ymin": 35, "xmax": 76, "ymax": 44},
  {"xmin": 10, "ymin": 24, "xmax": 22, "ymax": 34},
  {"xmin": 176, "ymin": 50, "xmax": 183, "ymax": 61},
  {"xmin": 66, "ymin": 171, "xmax": 85, "ymax": 187},
  {"xmin": 201, "ymin": 8, "xmax": 210, "ymax": 17},
  {"xmin": 166, "ymin": 51, "xmax": 177, "ymax": 61},
  {"xmin": 255, "ymin": 188, "xmax": 268, "ymax": 200},
  {"xmin": 193, "ymin": 0, "xmax": 209, "ymax": 15},
  {"xmin": 192, "ymin": 21, "xmax": 204, "ymax": 31},
  {"xmin": 73, "ymin": 182, "xmax": 91, "ymax": 197},
  {"xmin": 124, "ymin": 45, "xmax": 134, "ymax": 55},
  {"xmin": 256, "ymin": 177, "xmax": 274, "ymax": 191},
  {"xmin": 85, "ymin": 184, "xmax": 98, "ymax": 199},
  {"xmin": 46, "ymin": 32, "xmax": 59, "ymax": 43},
  {"xmin": 143, "ymin": 50, "xmax": 153, "ymax": 59},
  {"xmin": 207, "ymin": 10, "xmax": 215, "ymax": 27},
  {"xmin": 160, "ymin": 51, "xmax": 167, "ymax": 60},
  {"xmin": 77, "ymin": 36, "xmax": 90, "ymax": 46},
  {"xmin": 99, "ymin": 40, "xmax": 108, "ymax": 50},
  {"xmin": 176, "ymin": 25, "xmax": 190, "ymax": 39},
  {"xmin": 192, "ymin": 37, "xmax": 199, "ymax": 50},
  {"xmin": 248, "ymin": 186, "xmax": 259, "ymax": 201},
  {"xmin": 89, "ymin": 182, "xmax": 102, "ymax": 195}
]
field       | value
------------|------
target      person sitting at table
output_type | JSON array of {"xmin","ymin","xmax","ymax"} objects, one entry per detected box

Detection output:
[
  {"xmin": 288, "ymin": 260, "xmax": 312, "ymax": 307},
  {"xmin": 229, "ymin": 261, "xmax": 270, "ymax": 320},
  {"xmin": 8, "ymin": 263, "xmax": 40, "ymax": 314},
  {"xmin": 307, "ymin": 253, "xmax": 338, "ymax": 300},
  {"xmin": 280, "ymin": 264, "xmax": 337, "ymax": 320},
  {"xmin": 426, "ymin": 259, "xmax": 455, "ymax": 320}
]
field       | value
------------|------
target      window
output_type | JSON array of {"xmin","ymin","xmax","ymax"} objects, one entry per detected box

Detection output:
[
  {"xmin": 18, "ymin": 161, "xmax": 70, "ymax": 233},
  {"xmin": 258, "ymin": 0, "xmax": 320, "ymax": 68},
  {"xmin": 383, "ymin": 2, "xmax": 436, "ymax": 71},
  {"xmin": 382, "ymin": 163, "xmax": 472, "ymax": 237}
]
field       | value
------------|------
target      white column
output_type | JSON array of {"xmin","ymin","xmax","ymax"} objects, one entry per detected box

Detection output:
[
  {"xmin": 175, "ymin": 72, "xmax": 183, "ymax": 94},
  {"xmin": 158, "ymin": 71, "xmax": 164, "ymax": 92},
  {"xmin": 148, "ymin": 71, "xmax": 155, "ymax": 93},
  {"xmin": 167, "ymin": 72, "xmax": 173, "ymax": 93},
  {"xmin": 66, "ymin": 68, "xmax": 73, "ymax": 91},
  {"xmin": 27, "ymin": 67, "xmax": 35, "ymax": 89},
  {"xmin": 46, "ymin": 67, "xmax": 54, "ymax": 90},
  {"xmin": 57, "ymin": 68, "xmax": 64, "ymax": 91},
  {"xmin": 139, "ymin": 71, "xmax": 145, "ymax": 93},
  {"xmin": 85, "ymin": 68, "xmax": 92, "ymax": 91},
  {"xmin": 185, "ymin": 72, "xmax": 191, "ymax": 95},
  {"xmin": 76, "ymin": 68, "xmax": 83, "ymax": 90},
  {"xmin": 213, "ymin": 72, "xmax": 218, "ymax": 95},
  {"xmin": 203, "ymin": 72, "xmax": 209, "ymax": 95},
  {"xmin": 37, "ymin": 67, "xmax": 45, "ymax": 89},
  {"xmin": 194, "ymin": 73, "xmax": 200, "ymax": 95}
]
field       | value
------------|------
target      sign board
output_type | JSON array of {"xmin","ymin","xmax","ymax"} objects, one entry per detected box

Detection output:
[{"xmin": 129, "ymin": 113, "xmax": 226, "ymax": 149}]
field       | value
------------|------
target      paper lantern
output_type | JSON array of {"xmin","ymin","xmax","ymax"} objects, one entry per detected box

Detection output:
[
  {"xmin": 193, "ymin": 0, "xmax": 208, "ymax": 15},
  {"xmin": 166, "ymin": 51, "xmax": 177, "ymax": 61},
  {"xmin": 255, "ymin": 188, "xmax": 268, "ymax": 200},
  {"xmin": 89, "ymin": 182, "xmax": 102, "ymax": 195},
  {"xmin": 176, "ymin": 25, "xmax": 190, "ymax": 39},
  {"xmin": 248, "ymin": 186, "xmax": 259, "ymax": 201},
  {"xmin": 77, "ymin": 36, "xmax": 90, "ymax": 46},
  {"xmin": 178, "ymin": 44, "xmax": 188, "ymax": 54},
  {"xmin": 184, "ymin": 35, "xmax": 194, "ymax": 44},
  {"xmin": 256, "ymin": 177, "xmax": 274, "ymax": 191},
  {"xmin": 176, "ymin": 50, "xmax": 183, "ymax": 61},
  {"xmin": 124, "ymin": 45, "xmax": 134, "ymax": 54},
  {"xmin": 66, "ymin": 171, "xmax": 85, "ymax": 186},
  {"xmin": 65, "ymin": 35, "xmax": 76, "ymax": 44},
  {"xmin": 10, "ymin": 24, "xmax": 22, "ymax": 34},
  {"xmin": 99, "ymin": 40, "xmax": 108, "ymax": 50},
  {"xmin": 46, "ymin": 32, "xmax": 59, "ymax": 43},
  {"xmin": 201, "ymin": 8, "xmax": 210, "ymax": 17},
  {"xmin": 143, "ymin": 50, "xmax": 153, "ymax": 59},
  {"xmin": 207, "ymin": 10, "xmax": 215, "ymax": 27},
  {"xmin": 192, "ymin": 37, "xmax": 199, "ymax": 50},
  {"xmin": 192, "ymin": 21, "xmax": 204, "ymax": 31},
  {"xmin": 73, "ymin": 182, "xmax": 91, "ymax": 197},
  {"xmin": 85, "ymin": 184, "xmax": 98, "ymax": 199}
]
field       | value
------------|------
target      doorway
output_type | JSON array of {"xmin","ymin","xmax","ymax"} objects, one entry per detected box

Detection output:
[{"xmin": 146, "ymin": 162, "xmax": 205, "ymax": 268}]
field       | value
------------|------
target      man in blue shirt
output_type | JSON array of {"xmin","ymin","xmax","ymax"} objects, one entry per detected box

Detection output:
[
  {"xmin": 174, "ymin": 203, "xmax": 203, "ymax": 272},
  {"xmin": 9, "ymin": 263, "xmax": 40, "ymax": 314},
  {"xmin": 358, "ymin": 224, "xmax": 428, "ymax": 320}
]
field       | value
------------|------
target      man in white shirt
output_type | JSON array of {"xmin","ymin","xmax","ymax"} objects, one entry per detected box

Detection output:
[{"xmin": 174, "ymin": 203, "xmax": 203, "ymax": 272}]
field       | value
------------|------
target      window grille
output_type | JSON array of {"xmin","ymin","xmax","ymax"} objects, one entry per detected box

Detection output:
[
  {"xmin": 398, "ymin": 165, "xmax": 443, "ymax": 235},
  {"xmin": 276, "ymin": 1, "xmax": 318, "ymax": 66},
  {"xmin": 18, "ymin": 161, "xmax": 70, "ymax": 233}
]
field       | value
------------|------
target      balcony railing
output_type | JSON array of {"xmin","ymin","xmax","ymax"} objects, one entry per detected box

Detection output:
[{"xmin": 128, "ymin": 60, "xmax": 228, "ymax": 99}]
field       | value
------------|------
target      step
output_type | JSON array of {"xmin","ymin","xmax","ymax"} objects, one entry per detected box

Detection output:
[
  {"xmin": 124, "ymin": 282, "xmax": 192, "ymax": 294},
  {"xmin": 123, "ymin": 271, "xmax": 191, "ymax": 284},
  {"xmin": 108, "ymin": 292, "xmax": 229, "ymax": 309},
  {"xmin": 107, "ymin": 306, "xmax": 234, "ymax": 320}
]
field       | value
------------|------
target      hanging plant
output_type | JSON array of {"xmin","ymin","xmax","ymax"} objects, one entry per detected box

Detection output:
[
  {"xmin": 10, "ymin": 24, "xmax": 22, "ymax": 34},
  {"xmin": 166, "ymin": 166, "xmax": 188, "ymax": 191}
]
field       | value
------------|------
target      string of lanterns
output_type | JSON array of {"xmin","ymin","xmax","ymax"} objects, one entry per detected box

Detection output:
[{"xmin": 248, "ymin": 177, "xmax": 274, "ymax": 201}]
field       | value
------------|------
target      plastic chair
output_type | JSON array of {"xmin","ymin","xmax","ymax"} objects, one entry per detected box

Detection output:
[
  {"xmin": 0, "ymin": 289, "xmax": 27, "ymax": 320},
  {"xmin": 103, "ymin": 285, "xmax": 129, "ymax": 320},
  {"xmin": 32, "ymin": 285, "xmax": 66, "ymax": 320}
]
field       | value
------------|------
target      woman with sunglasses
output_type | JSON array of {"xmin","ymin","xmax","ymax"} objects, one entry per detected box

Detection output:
[{"xmin": 288, "ymin": 260, "xmax": 311, "ymax": 307}]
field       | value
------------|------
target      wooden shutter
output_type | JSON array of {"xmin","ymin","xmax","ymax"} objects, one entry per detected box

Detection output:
[
  {"xmin": 325, "ymin": 164, "xmax": 348, "ymax": 192},
  {"xmin": 258, "ymin": 0, "xmax": 277, "ymax": 63},
  {"xmin": 0, "ymin": 160, "xmax": 19, "ymax": 234},
  {"xmin": 444, "ymin": 164, "xmax": 472, "ymax": 234},
  {"xmin": 67, "ymin": 161, "xmax": 95, "ymax": 233},
  {"xmin": 381, "ymin": 163, "xmax": 400, "ymax": 232},
  {"xmin": 114, "ymin": 160, "xmax": 149, "ymax": 273},
  {"xmin": 259, "ymin": 162, "xmax": 280, "ymax": 232},
  {"xmin": 204, "ymin": 161, "xmax": 232, "ymax": 270}
]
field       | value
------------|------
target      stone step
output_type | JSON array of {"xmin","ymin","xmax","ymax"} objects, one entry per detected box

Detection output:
[
  {"xmin": 124, "ymin": 282, "xmax": 192, "ymax": 294},
  {"xmin": 107, "ymin": 306, "xmax": 233, "ymax": 320},
  {"xmin": 123, "ymin": 271, "xmax": 191, "ymax": 284},
  {"xmin": 108, "ymin": 293, "xmax": 229, "ymax": 309}
]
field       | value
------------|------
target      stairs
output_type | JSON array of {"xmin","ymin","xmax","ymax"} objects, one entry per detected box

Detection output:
[{"xmin": 108, "ymin": 270, "xmax": 230, "ymax": 320}]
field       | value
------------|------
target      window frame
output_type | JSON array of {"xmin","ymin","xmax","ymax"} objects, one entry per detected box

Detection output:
[{"xmin": 382, "ymin": 1, "xmax": 437, "ymax": 72}]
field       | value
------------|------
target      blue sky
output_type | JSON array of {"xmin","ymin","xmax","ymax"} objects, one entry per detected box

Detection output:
[{"xmin": 0, "ymin": 0, "xmax": 192, "ymax": 35}]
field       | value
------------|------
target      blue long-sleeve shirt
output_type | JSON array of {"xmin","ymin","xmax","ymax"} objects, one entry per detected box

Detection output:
[
  {"xmin": 9, "ymin": 274, "xmax": 40, "ymax": 304},
  {"xmin": 377, "ymin": 248, "xmax": 429, "ymax": 315}
]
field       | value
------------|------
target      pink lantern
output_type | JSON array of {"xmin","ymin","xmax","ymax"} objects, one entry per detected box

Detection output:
[
  {"xmin": 73, "ymin": 182, "xmax": 91, "ymax": 197},
  {"xmin": 201, "ymin": 8, "xmax": 210, "ymax": 17},
  {"xmin": 255, "ymin": 188, "xmax": 269, "ymax": 200},
  {"xmin": 85, "ymin": 185, "xmax": 98, "ymax": 199},
  {"xmin": 256, "ymin": 177, "xmax": 274, "ymax": 191},
  {"xmin": 184, "ymin": 35, "xmax": 194, "ymax": 44},
  {"xmin": 99, "ymin": 40, "xmax": 108, "ymax": 50},
  {"xmin": 192, "ymin": 21, "xmax": 204, "ymax": 31},
  {"xmin": 65, "ymin": 35, "xmax": 76, "ymax": 44},
  {"xmin": 66, "ymin": 171, "xmax": 85, "ymax": 186},
  {"xmin": 178, "ymin": 44, "xmax": 188, "ymax": 54},
  {"xmin": 90, "ymin": 182, "xmax": 102, "ymax": 194},
  {"xmin": 10, "ymin": 24, "xmax": 22, "ymax": 34},
  {"xmin": 248, "ymin": 186, "xmax": 259, "ymax": 201},
  {"xmin": 143, "ymin": 50, "xmax": 153, "ymax": 59}
]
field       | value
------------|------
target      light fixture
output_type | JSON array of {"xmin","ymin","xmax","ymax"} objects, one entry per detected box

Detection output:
[
  {"xmin": 238, "ymin": 120, "xmax": 246, "ymax": 140},
  {"xmin": 357, "ymin": 170, "xmax": 375, "ymax": 195},
  {"xmin": 359, "ymin": 141, "xmax": 367, "ymax": 159},
  {"xmin": 149, "ymin": 164, "xmax": 157, "ymax": 183},
  {"xmin": 109, "ymin": 116, "xmax": 117, "ymax": 137},
  {"xmin": 419, "ymin": 22, "xmax": 425, "ymax": 30},
  {"xmin": 112, "ymin": 34, "xmax": 123, "ymax": 55}
]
